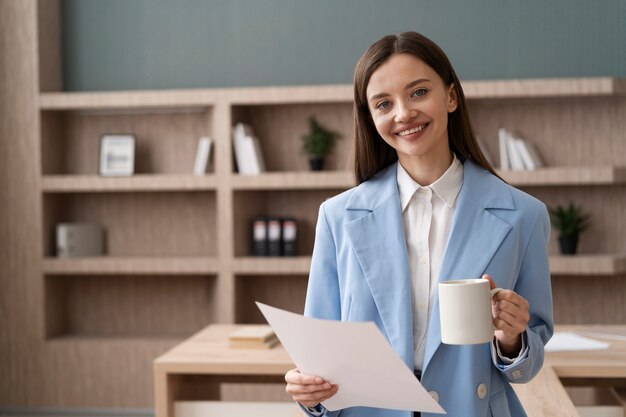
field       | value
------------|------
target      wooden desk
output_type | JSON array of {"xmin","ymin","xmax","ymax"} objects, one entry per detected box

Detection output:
[
  {"xmin": 154, "ymin": 324, "xmax": 626, "ymax": 417},
  {"xmin": 154, "ymin": 325, "xmax": 300, "ymax": 417}
]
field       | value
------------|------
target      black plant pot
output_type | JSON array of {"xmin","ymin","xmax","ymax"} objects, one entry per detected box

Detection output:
[
  {"xmin": 558, "ymin": 235, "xmax": 579, "ymax": 255},
  {"xmin": 309, "ymin": 156, "xmax": 325, "ymax": 171}
]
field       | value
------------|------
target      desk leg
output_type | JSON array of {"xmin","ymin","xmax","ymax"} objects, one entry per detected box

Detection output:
[{"xmin": 155, "ymin": 369, "xmax": 178, "ymax": 417}]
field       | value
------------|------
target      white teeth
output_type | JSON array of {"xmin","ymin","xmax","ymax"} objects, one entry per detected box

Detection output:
[{"xmin": 398, "ymin": 124, "xmax": 427, "ymax": 136}]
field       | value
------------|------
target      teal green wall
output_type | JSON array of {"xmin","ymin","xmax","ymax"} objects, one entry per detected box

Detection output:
[{"xmin": 61, "ymin": 0, "xmax": 626, "ymax": 91}]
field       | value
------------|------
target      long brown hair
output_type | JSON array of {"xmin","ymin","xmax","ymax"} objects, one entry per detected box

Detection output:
[{"xmin": 352, "ymin": 31, "xmax": 499, "ymax": 184}]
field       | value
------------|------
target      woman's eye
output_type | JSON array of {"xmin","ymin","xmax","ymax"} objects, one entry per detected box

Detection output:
[
  {"xmin": 376, "ymin": 101, "xmax": 391, "ymax": 110},
  {"xmin": 412, "ymin": 88, "xmax": 428, "ymax": 97}
]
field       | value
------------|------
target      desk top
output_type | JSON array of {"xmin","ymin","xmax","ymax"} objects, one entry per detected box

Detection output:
[
  {"xmin": 154, "ymin": 325, "xmax": 293, "ymax": 375},
  {"xmin": 546, "ymin": 325, "xmax": 626, "ymax": 378},
  {"xmin": 155, "ymin": 324, "xmax": 626, "ymax": 378}
]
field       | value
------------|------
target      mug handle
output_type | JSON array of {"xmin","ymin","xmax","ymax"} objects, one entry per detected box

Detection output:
[{"xmin": 490, "ymin": 287, "xmax": 503, "ymax": 332}]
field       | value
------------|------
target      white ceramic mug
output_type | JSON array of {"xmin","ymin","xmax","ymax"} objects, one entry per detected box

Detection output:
[{"xmin": 438, "ymin": 278, "xmax": 502, "ymax": 345}]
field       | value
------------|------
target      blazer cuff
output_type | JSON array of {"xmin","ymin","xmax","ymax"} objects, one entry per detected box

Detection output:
[
  {"xmin": 298, "ymin": 402, "xmax": 324, "ymax": 417},
  {"xmin": 491, "ymin": 330, "xmax": 528, "ymax": 369}
]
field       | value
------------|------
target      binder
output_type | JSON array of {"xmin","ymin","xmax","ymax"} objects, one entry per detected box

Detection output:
[
  {"xmin": 267, "ymin": 218, "xmax": 282, "ymax": 256},
  {"xmin": 281, "ymin": 218, "xmax": 298, "ymax": 256},
  {"xmin": 251, "ymin": 217, "xmax": 268, "ymax": 256}
]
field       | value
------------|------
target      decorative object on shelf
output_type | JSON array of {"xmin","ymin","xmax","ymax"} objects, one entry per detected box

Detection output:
[
  {"xmin": 232, "ymin": 123, "xmax": 266, "ymax": 175},
  {"xmin": 56, "ymin": 223, "xmax": 105, "ymax": 257},
  {"xmin": 251, "ymin": 216, "xmax": 298, "ymax": 257},
  {"xmin": 498, "ymin": 128, "xmax": 544, "ymax": 171},
  {"xmin": 548, "ymin": 203, "xmax": 591, "ymax": 255},
  {"xmin": 301, "ymin": 116, "xmax": 341, "ymax": 171},
  {"xmin": 99, "ymin": 134, "xmax": 136, "ymax": 176},
  {"xmin": 193, "ymin": 137, "xmax": 213, "ymax": 175}
]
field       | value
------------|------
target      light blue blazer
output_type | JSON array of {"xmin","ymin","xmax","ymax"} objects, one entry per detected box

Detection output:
[{"xmin": 302, "ymin": 159, "xmax": 553, "ymax": 417}]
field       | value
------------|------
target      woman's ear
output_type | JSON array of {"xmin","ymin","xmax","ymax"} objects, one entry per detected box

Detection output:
[{"xmin": 447, "ymin": 84, "xmax": 458, "ymax": 113}]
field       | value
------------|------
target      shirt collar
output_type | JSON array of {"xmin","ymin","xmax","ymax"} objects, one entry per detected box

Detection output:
[{"xmin": 397, "ymin": 153, "xmax": 464, "ymax": 212}]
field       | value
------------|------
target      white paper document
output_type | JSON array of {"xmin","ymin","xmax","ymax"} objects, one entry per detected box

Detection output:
[
  {"xmin": 545, "ymin": 332, "xmax": 610, "ymax": 352},
  {"xmin": 256, "ymin": 302, "xmax": 445, "ymax": 414}
]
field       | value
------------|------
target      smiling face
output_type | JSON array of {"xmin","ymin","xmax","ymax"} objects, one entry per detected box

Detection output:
[{"xmin": 365, "ymin": 53, "xmax": 458, "ymax": 171}]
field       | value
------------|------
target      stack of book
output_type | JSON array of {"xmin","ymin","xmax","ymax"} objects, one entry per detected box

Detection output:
[
  {"xmin": 232, "ymin": 123, "xmax": 266, "ymax": 175},
  {"xmin": 228, "ymin": 325, "xmax": 279, "ymax": 349},
  {"xmin": 498, "ymin": 128, "xmax": 545, "ymax": 171}
]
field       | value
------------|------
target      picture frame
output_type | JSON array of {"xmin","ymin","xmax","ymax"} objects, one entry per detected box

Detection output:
[{"xmin": 99, "ymin": 134, "xmax": 135, "ymax": 176}]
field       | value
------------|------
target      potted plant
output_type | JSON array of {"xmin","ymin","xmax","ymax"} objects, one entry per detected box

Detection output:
[
  {"xmin": 548, "ymin": 203, "xmax": 591, "ymax": 255},
  {"xmin": 301, "ymin": 116, "xmax": 341, "ymax": 171}
]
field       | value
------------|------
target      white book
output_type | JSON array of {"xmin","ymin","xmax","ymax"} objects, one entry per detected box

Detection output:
[
  {"xmin": 475, "ymin": 135, "xmax": 495, "ymax": 167},
  {"xmin": 193, "ymin": 137, "xmax": 212, "ymax": 175},
  {"xmin": 250, "ymin": 135, "xmax": 266, "ymax": 173},
  {"xmin": 506, "ymin": 132, "xmax": 525, "ymax": 171},
  {"xmin": 514, "ymin": 138, "xmax": 538, "ymax": 170},
  {"xmin": 498, "ymin": 128, "xmax": 510, "ymax": 171},
  {"xmin": 232, "ymin": 123, "xmax": 255, "ymax": 175},
  {"xmin": 524, "ymin": 140, "xmax": 545, "ymax": 168},
  {"xmin": 240, "ymin": 135, "xmax": 261, "ymax": 175}
]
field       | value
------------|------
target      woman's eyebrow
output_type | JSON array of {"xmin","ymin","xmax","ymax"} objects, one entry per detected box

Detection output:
[{"xmin": 368, "ymin": 78, "xmax": 431, "ymax": 103}]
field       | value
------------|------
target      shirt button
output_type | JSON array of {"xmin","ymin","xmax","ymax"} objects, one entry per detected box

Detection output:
[
  {"xmin": 417, "ymin": 303, "xmax": 426, "ymax": 311},
  {"xmin": 477, "ymin": 383, "xmax": 488, "ymax": 399},
  {"xmin": 428, "ymin": 391, "xmax": 439, "ymax": 403},
  {"xmin": 420, "ymin": 255, "xmax": 428, "ymax": 264}
]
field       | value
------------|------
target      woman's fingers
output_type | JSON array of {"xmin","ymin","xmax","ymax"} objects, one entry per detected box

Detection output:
[
  {"xmin": 284, "ymin": 368, "xmax": 339, "ymax": 408},
  {"xmin": 292, "ymin": 385, "xmax": 339, "ymax": 404},
  {"xmin": 285, "ymin": 368, "xmax": 324, "ymax": 385}
]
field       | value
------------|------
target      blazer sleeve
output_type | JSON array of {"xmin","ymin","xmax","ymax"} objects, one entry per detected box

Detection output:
[
  {"xmin": 492, "ymin": 203, "xmax": 554, "ymax": 384},
  {"xmin": 299, "ymin": 203, "xmax": 342, "ymax": 417}
]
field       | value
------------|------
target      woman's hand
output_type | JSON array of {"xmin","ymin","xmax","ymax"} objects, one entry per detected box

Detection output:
[
  {"xmin": 285, "ymin": 368, "xmax": 339, "ymax": 409},
  {"xmin": 483, "ymin": 274, "xmax": 530, "ymax": 357}
]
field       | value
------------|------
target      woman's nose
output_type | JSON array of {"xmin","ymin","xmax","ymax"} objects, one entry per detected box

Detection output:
[{"xmin": 394, "ymin": 101, "xmax": 417, "ymax": 123}]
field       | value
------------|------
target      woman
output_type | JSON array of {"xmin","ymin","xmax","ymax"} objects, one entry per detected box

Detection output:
[{"xmin": 285, "ymin": 31, "xmax": 553, "ymax": 417}]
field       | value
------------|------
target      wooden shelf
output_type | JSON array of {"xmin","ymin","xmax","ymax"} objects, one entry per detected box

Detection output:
[
  {"xmin": 549, "ymin": 254, "xmax": 626, "ymax": 275},
  {"xmin": 42, "ymin": 257, "xmax": 219, "ymax": 275},
  {"xmin": 463, "ymin": 77, "xmax": 626, "ymax": 99},
  {"xmin": 499, "ymin": 166, "xmax": 626, "ymax": 186},
  {"xmin": 39, "ymin": 77, "xmax": 626, "ymax": 111},
  {"xmin": 231, "ymin": 171, "xmax": 354, "ymax": 190},
  {"xmin": 233, "ymin": 257, "xmax": 311, "ymax": 274},
  {"xmin": 46, "ymin": 334, "xmax": 185, "ymax": 345},
  {"xmin": 38, "ymin": 84, "xmax": 353, "ymax": 109},
  {"xmin": 42, "ymin": 175, "xmax": 218, "ymax": 192},
  {"xmin": 39, "ymin": 89, "xmax": 219, "ymax": 110}
]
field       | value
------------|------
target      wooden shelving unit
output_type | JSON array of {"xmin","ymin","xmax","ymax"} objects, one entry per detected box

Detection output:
[{"xmin": 38, "ymin": 78, "xmax": 626, "ymax": 340}]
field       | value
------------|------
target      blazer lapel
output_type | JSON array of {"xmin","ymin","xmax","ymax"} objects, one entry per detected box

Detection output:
[
  {"xmin": 422, "ymin": 161, "xmax": 515, "ymax": 372},
  {"xmin": 344, "ymin": 164, "xmax": 415, "ymax": 368}
]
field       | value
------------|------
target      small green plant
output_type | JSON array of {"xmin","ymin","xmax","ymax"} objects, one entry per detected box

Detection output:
[
  {"xmin": 301, "ymin": 116, "xmax": 341, "ymax": 157},
  {"xmin": 548, "ymin": 203, "xmax": 591, "ymax": 237}
]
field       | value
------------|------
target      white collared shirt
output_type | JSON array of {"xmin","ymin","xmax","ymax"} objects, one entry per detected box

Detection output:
[{"xmin": 397, "ymin": 154, "xmax": 463, "ymax": 370}]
